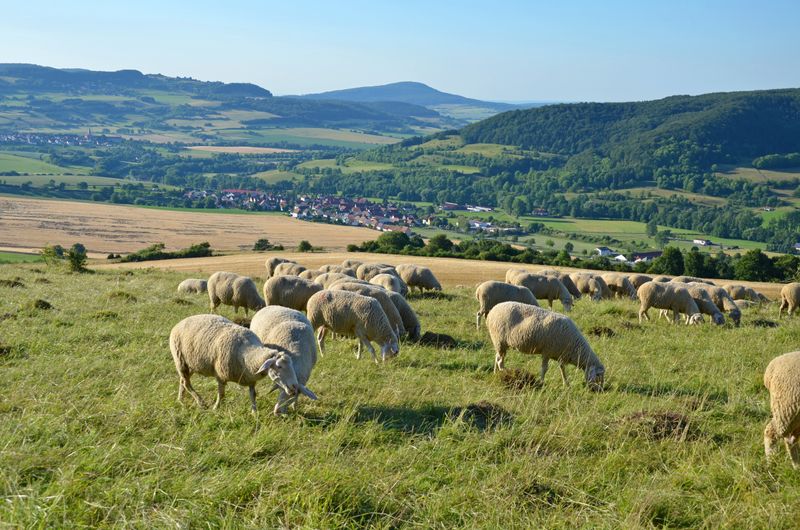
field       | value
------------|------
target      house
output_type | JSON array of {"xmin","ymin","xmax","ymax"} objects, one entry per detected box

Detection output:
[
  {"xmin": 631, "ymin": 251, "xmax": 663, "ymax": 262},
  {"xmin": 441, "ymin": 202, "xmax": 463, "ymax": 210},
  {"xmin": 794, "ymin": 242, "xmax": 800, "ymax": 253},
  {"xmin": 693, "ymin": 239, "xmax": 713, "ymax": 246},
  {"xmin": 613, "ymin": 254, "xmax": 629, "ymax": 263},
  {"xmin": 594, "ymin": 246, "xmax": 616, "ymax": 257}
]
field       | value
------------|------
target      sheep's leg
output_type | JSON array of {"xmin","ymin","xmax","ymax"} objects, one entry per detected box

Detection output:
[
  {"xmin": 212, "ymin": 379, "xmax": 226, "ymax": 410},
  {"xmin": 764, "ymin": 421, "xmax": 780, "ymax": 458},
  {"xmin": 672, "ymin": 310, "xmax": 679, "ymax": 324},
  {"xmin": 356, "ymin": 340, "xmax": 362, "ymax": 360},
  {"xmin": 177, "ymin": 379, "xmax": 184, "ymax": 402},
  {"xmin": 248, "ymin": 385, "xmax": 258, "ymax": 413},
  {"xmin": 639, "ymin": 306, "xmax": 649, "ymax": 323},
  {"xmin": 539, "ymin": 357, "xmax": 549, "ymax": 382},
  {"xmin": 548, "ymin": 299, "xmax": 554, "ymax": 309},
  {"xmin": 787, "ymin": 437, "xmax": 800, "ymax": 469},
  {"xmin": 182, "ymin": 375, "xmax": 205, "ymax": 408},
  {"xmin": 558, "ymin": 362, "xmax": 568, "ymax": 386},
  {"xmin": 355, "ymin": 328, "xmax": 377, "ymax": 363},
  {"xmin": 476, "ymin": 311, "xmax": 482, "ymax": 330},
  {"xmin": 494, "ymin": 344, "xmax": 507, "ymax": 372},
  {"xmin": 316, "ymin": 327, "xmax": 327, "ymax": 355}
]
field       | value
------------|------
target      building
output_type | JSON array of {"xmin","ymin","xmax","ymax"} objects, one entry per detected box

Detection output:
[
  {"xmin": 631, "ymin": 251, "xmax": 663, "ymax": 262},
  {"xmin": 594, "ymin": 246, "xmax": 616, "ymax": 257},
  {"xmin": 693, "ymin": 239, "xmax": 713, "ymax": 246}
]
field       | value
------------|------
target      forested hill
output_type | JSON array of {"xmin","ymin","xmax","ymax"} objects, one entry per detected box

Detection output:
[{"xmin": 461, "ymin": 88, "xmax": 800, "ymax": 162}]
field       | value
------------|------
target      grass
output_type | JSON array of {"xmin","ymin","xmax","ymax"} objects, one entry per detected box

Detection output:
[
  {"xmin": 297, "ymin": 158, "xmax": 395, "ymax": 174},
  {"xmin": 0, "ymin": 152, "xmax": 88, "ymax": 175},
  {"xmin": 252, "ymin": 170, "xmax": 302, "ymax": 183},
  {"xmin": 1, "ymin": 262, "xmax": 798, "ymax": 527},
  {"xmin": 716, "ymin": 165, "xmax": 800, "ymax": 183},
  {"xmin": 0, "ymin": 251, "xmax": 42, "ymax": 264}
]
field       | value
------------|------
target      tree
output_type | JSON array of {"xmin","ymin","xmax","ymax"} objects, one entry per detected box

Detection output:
[
  {"xmin": 683, "ymin": 248, "xmax": 707, "ymax": 277},
  {"xmin": 426, "ymin": 234, "xmax": 453, "ymax": 254},
  {"xmin": 297, "ymin": 240, "xmax": 313, "ymax": 252},
  {"xmin": 654, "ymin": 229, "xmax": 672, "ymax": 248},
  {"xmin": 546, "ymin": 239, "xmax": 555, "ymax": 247},
  {"xmin": 648, "ymin": 246, "xmax": 684, "ymax": 275},
  {"xmin": 375, "ymin": 231, "xmax": 411, "ymax": 253},
  {"xmin": 66, "ymin": 243, "xmax": 88, "ymax": 272},
  {"xmin": 40, "ymin": 244, "xmax": 65, "ymax": 265},
  {"xmin": 564, "ymin": 242, "xmax": 574, "ymax": 252},
  {"xmin": 734, "ymin": 249, "xmax": 775, "ymax": 281},
  {"xmin": 646, "ymin": 218, "xmax": 658, "ymax": 237},
  {"xmin": 253, "ymin": 238, "xmax": 273, "ymax": 251}
]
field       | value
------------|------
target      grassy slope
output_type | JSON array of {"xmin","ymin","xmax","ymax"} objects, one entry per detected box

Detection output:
[
  {"xmin": 1, "ymin": 263, "xmax": 799, "ymax": 527},
  {"xmin": 0, "ymin": 152, "xmax": 88, "ymax": 174}
]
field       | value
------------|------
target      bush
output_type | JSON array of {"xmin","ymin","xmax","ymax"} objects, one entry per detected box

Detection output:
[
  {"xmin": 297, "ymin": 240, "xmax": 313, "ymax": 252},
  {"xmin": 40, "ymin": 244, "xmax": 65, "ymax": 265},
  {"xmin": 253, "ymin": 238, "xmax": 274, "ymax": 251},
  {"xmin": 120, "ymin": 242, "xmax": 212, "ymax": 263},
  {"xmin": 66, "ymin": 243, "xmax": 88, "ymax": 272}
]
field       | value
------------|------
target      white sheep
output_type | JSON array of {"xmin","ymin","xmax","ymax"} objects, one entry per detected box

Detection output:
[
  {"xmin": 330, "ymin": 281, "xmax": 406, "ymax": 337},
  {"xmin": 486, "ymin": 301, "xmax": 605, "ymax": 391},
  {"xmin": 169, "ymin": 314, "xmax": 297, "ymax": 413},
  {"xmin": 725, "ymin": 284, "xmax": 769, "ymax": 304},
  {"xmin": 682, "ymin": 282, "xmax": 726, "ymax": 325},
  {"xmin": 250, "ymin": 306, "xmax": 319, "ymax": 414},
  {"xmin": 539, "ymin": 269, "xmax": 582, "ymax": 299},
  {"xmin": 569, "ymin": 272, "xmax": 611, "ymax": 300},
  {"xmin": 370, "ymin": 273, "xmax": 408, "ymax": 297},
  {"xmin": 208, "ymin": 271, "xmax": 265, "ymax": 315},
  {"xmin": 386, "ymin": 291, "xmax": 421, "ymax": 341},
  {"xmin": 273, "ymin": 262, "xmax": 308, "ymax": 277},
  {"xmin": 306, "ymin": 290, "xmax": 399, "ymax": 363},
  {"xmin": 600, "ymin": 273, "xmax": 637, "ymax": 300},
  {"xmin": 637, "ymin": 281, "xmax": 704, "ymax": 325},
  {"xmin": 265, "ymin": 257, "xmax": 291, "ymax": 279},
  {"xmin": 341, "ymin": 259, "xmax": 364, "ymax": 269},
  {"xmin": 475, "ymin": 280, "xmax": 538, "ymax": 329},
  {"xmin": 689, "ymin": 282, "xmax": 741, "ymax": 326},
  {"xmin": 779, "ymin": 283, "xmax": 800, "ymax": 318},
  {"xmin": 177, "ymin": 278, "xmax": 207, "ymax": 294},
  {"xmin": 672, "ymin": 275, "xmax": 715, "ymax": 285},
  {"xmin": 627, "ymin": 274, "xmax": 653, "ymax": 290},
  {"xmin": 396, "ymin": 264, "xmax": 442, "ymax": 293},
  {"xmin": 263, "ymin": 275, "xmax": 323, "ymax": 311},
  {"xmin": 299, "ymin": 269, "xmax": 324, "ymax": 281},
  {"xmin": 763, "ymin": 351, "xmax": 800, "ymax": 468},
  {"xmin": 356, "ymin": 263, "xmax": 397, "ymax": 281},
  {"xmin": 319, "ymin": 264, "xmax": 357, "ymax": 277},
  {"xmin": 509, "ymin": 272, "xmax": 572, "ymax": 312},
  {"xmin": 314, "ymin": 272, "xmax": 356, "ymax": 289}
]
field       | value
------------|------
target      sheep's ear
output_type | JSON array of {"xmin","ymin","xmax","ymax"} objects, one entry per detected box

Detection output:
[
  {"xmin": 256, "ymin": 357, "xmax": 277, "ymax": 375},
  {"xmin": 299, "ymin": 385, "xmax": 318, "ymax": 400}
]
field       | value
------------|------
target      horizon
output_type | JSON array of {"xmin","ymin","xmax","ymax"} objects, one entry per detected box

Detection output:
[{"xmin": 3, "ymin": 1, "xmax": 800, "ymax": 102}]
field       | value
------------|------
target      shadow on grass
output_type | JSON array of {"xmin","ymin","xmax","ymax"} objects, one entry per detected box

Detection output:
[
  {"xmin": 401, "ymin": 358, "xmax": 491, "ymax": 374},
  {"xmin": 408, "ymin": 291, "xmax": 456, "ymax": 301},
  {"xmin": 354, "ymin": 401, "xmax": 512, "ymax": 434},
  {"xmin": 412, "ymin": 332, "xmax": 485, "ymax": 351},
  {"xmin": 616, "ymin": 382, "xmax": 728, "ymax": 404}
]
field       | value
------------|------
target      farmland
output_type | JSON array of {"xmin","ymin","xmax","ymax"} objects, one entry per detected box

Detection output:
[{"xmin": 1, "ymin": 254, "xmax": 798, "ymax": 526}]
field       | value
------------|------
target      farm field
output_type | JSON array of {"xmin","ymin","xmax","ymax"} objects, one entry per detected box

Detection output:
[
  {"xmin": 252, "ymin": 169, "xmax": 302, "ymax": 183},
  {"xmin": 1, "ymin": 258, "xmax": 798, "ymax": 527},
  {"xmin": 297, "ymin": 158, "xmax": 395, "ymax": 173},
  {"xmin": 0, "ymin": 173, "xmax": 171, "ymax": 189},
  {"xmin": 185, "ymin": 146, "xmax": 298, "ymax": 154},
  {"xmin": 0, "ymin": 197, "xmax": 377, "ymax": 254},
  {"xmin": 716, "ymin": 165, "xmax": 800, "ymax": 183},
  {"xmin": 0, "ymin": 152, "xmax": 89, "ymax": 175}
]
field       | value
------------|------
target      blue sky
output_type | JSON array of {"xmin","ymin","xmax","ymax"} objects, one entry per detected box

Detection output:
[{"xmin": 2, "ymin": 0, "xmax": 799, "ymax": 102}]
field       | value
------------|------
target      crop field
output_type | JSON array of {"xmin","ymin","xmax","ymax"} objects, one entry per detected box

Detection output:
[
  {"xmin": 0, "ymin": 173, "xmax": 168, "ymax": 189},
  {"xmin": 1, "ymin": 255, "xmax": 798, "ymax": 527},
  {"xmin": 252, "ymin": 170, "xmax": 302, "ymax": 183},
  {"xmin": 716, "ymin": 165, "xmax": 800, "ymax": 183},
  {"xmin": 0, "ymin": 197, "xmax": 377, "ymax": 254},
  {"xmin": 297, "ymin": 159, "xmax": 395, "ymax": 174},
  {"xmin": 0, "ymin": 250, "xmax": 42, "ymax": 264},
  {"xmin": 185, "ymin": 146, "xmax": 297, "ymax": 154}
]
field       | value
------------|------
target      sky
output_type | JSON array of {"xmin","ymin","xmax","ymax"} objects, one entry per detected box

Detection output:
[{"xmin": 2, "ymin": 0, "xmax": 799, "ymax": 102}]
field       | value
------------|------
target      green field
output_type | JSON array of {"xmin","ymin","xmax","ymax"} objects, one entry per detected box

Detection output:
[
  {"xmin": 252, "ymin": 170, "xmax": 302, "ymax": 183},
  {"xmin": 0, "ymin": 152, "xmax": 88, "ymax": 175},
  {"xmin": 0, "ymin": 251, "xmax": 42, "ymax": 264},
  {"xmin": 297, "ymin": 158, "xmax": 395, "ymax": 174},
  {"xmin": 1, "ymin": 263, "xmax": 798, "ymax": 527},
  {"xmin": 715, "ymin": 165, "xmax": 800, "ymax": 183}
]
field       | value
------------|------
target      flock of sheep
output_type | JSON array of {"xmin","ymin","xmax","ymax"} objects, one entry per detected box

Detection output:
[{"xmin": 173, "ymin": 257, "xmax": 800, "ymax": 469}]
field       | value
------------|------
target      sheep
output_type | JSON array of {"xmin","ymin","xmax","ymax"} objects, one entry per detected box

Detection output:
[
  {"xmin": 600, "ymin": 273, "xmax": 637, "ymax": 300},
  {"xmin": 539, "ymin": 269, "xmax": 582, "ymax": 299},
  {"xmin": 208, "ymin": 271, "xmax": 265, "ymax": 315},
  {"xmin": 690, "ymin": 283, "xmax": 741, "ymax": 327},
  {"xmin": 299, "ymin": 269, "xmax": 324, "ymax": 281},
  {"xmin": 330, "ymin": 282, "xmax": 406, "ymax": 337},
  {"xmin": 386, "ymin": 291, "xmax": 421, "ymax": 341},
  {"xmin": 306, "ymin": 290, "xmax": 399, "ymax": 363},
  {"xmin": 177, "ymin": 278, "xmax": 207, "ymax": 294},
  {"xmin": 356, "ymin": 263, "xmax": 397, "ymax": 281},
  {"xmin": 370, "ymin": 273, "xmax": 409, "ymax": 297},
  {"xmin": 314, "ymin": 272, "xmax": 355, "ymax": 290},
  {"xmin": 319, "ymin": 264, "xmax": 357, "ymax": 277},
  {"xmin": 682, "ymin": 283, "xmax": 725, "ymax": 325},
  {"xmin": 735, "ymin": 299, "xmax": 758, "ymax": 310},
  {"xmin": 725, "ymin": 284, "xmax": 770, "ymax": 304},
  {"xmin": 569, "ymin": 273, "xmax": 612, "ymax": 300},
  {"xmin": 273, "ymin": 262, "xmax": 308, "ymax": 277},
  {"xmin": 249, "ymin": 306, "xmax": 319, "ymax": 414},
  {"xmin": 505, "ymin": 268, "xmax": 529, "ymax": 284},
  {"xmin": 627, "ymin": 274, "xmax": 653, "ymax": 290},
  {"xmin": 510, "ymin": 272, "xmax": 572, "ymax": 312},
  {"xmin": 652, "ymin": 276, "xmax": 672, "ymax": 283},
  {"xmin": 486, "ymin": 301, "xmax": 605, "ymax": 391},
  {"xmin": 341, "ymin": 259, "xmax": 363, "ymax": 269},
  {"xmin": 265, "ymin": 257, "xmax": 291, "ymax": 279},
  {"xmin": 779, "ymin": 283, "xmax": 800, "ymax": 318},
  {"xmin": 763, "ymin": 351, "xmax": 800, "ymax": 468},
  {"xmin": 672, "ymin": 276, "xmax": 715, "ymax": 285},
  {"xmin": 396, "ymin": 264, "xmax": 442, "ymax": 293},
  {"xmin": 475, "ymin": 280, "xmax": 538, "ymax": 329},
  {"xmin": 637, "ymin": 281, "xmax": 704, "ymax": 325},
  {"xmin": 263, "ymin": 275, "xmax": 323, "ymax": 312},
  {"xmin": 169, "ymin": 314, "xmax": 301, "ymax": 413}
]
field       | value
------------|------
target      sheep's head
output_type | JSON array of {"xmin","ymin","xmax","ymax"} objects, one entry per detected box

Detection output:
[
  {"xmin": 563, "ymin": 299, "xmax": 573, "ymax": 312},
  {"xmin": 711, "ymin": 313, "xmax": 725, "ymax": 326},
  {"xmin": 256, "ymin": 353, "xmax": 318, "ymax": 405},
  {"xmin": 381, "ymin": 337, "xmax": 400, "ymax": 362},
  {"xmin": 585, "ymin": 365, "xmax": 605, "ymax": 392},
  {"xmin": 688, "ymin": 313, "xmax": 704, "ymax": 325},
  {"xmin": 731, "ymin": 310, "xmax": 741, "ymax": 327}
]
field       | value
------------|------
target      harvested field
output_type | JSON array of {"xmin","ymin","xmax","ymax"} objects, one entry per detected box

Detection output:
[
  {"xmin": 185, "ymin": 145, "xmax": 297, "ymax": 154},
  {"xmin": 0, "ymin": 197, "xmax": 376, "ymax": 254}
]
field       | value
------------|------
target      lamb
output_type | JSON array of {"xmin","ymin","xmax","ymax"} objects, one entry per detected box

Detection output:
[
  {"xmin": 273, "ymin": 262, "xmax": 308, "ymax": 277},
  {"xmin": 396, "ymin": 264, "xmax": 442, "ymax": 293},
  {"xmin": 356, "ymin": 263, "xmax": 397, "ymax": 281},
  {"xmin": 208, "ymin": 271, "xmax": 265, "ymax": 315},
  {"xmin": 569, "ymin": 273, "xmax": 611, "ymax": 300},
  {"xmin": 690, "ymin": 283, "xmax": 741, "ymax": 326},
  {"xmin": 637, "ymin": 281, "xmax": 704, "ymax": 325},
  {"xmin": 672, "ymin": 276, "xmax": 715, "ymax": 285},
  {"xmin": 779, "ymin": 283, "xmax": 800, "ymax": 318},
  {"xmin": 330, "ymin": 282, "xmax": 406, "ymax": 337},
  {"xmin": 539, "ymin": 269, "xmax": 582, "ymax": 299},
  {"xmin": 370, "ymin": 273, "xmax": 409, "ymax": 297},
  {"xmin": 319, "ymin": 264, "xmax": 357, "ymax": 277},
  {"xmin": 386, "ymin": 291, "xmax": 421, "ymax": 341},
  {"xmin": 263, "ymin": 275, "xmax": 323, "ymax": 311},
  {"xmin": 314, "ymin": 272, "xmax": 356, "ymax": 289},
  {"xmin": 265, "ymin": 257, "xmax": 291, "ymax": 279},
  {"xmin": 475, "ymin": 280, "xmax": 538, "ymax": 329},
  {"xmin": 725, "ymin": 284, "xmax": 770, "ymax": 303},
  {"xmin": 763, "ymin": 351, "xmax": 800, "ymax": 468},
  {"xmin": 177, "ymin": 278, "xmax": 207, "ymax": 294},
  {"xmin": 169, "ymin": 314, "xmax": 304, "ymax": 413},
  {"xmin": 600, "ymin": 273, "xmax": 637, "ymax": 300},
  {"xmin": 486, "ymin": 301, "xmax": 605, "ymax": 391},
  {"xmin": 249, "ymin": 306, "xmax": 319, "ymax": 414},
  {"xmin": 627, "ymin": 274, "xmax": 653, "ymax": 290},
  {"xmin": 509, "ymin": 272, "xmax": 572, "ymax": 311},
  {"xmin": 299, "ymin": 269, "xmax": 324, "ymax": 281},
  {"xmin": 306, "ymin": 290, "xmax": 399, "ymax": 363}
]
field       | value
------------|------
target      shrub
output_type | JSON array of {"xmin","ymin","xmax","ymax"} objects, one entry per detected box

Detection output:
[
  {"xmin": 66, "ymin": 243, "xmax": 88, "ymax": 272},
  {"xmin": 297, "ymin": 240, "xmax": 313, "ymax": 252}
]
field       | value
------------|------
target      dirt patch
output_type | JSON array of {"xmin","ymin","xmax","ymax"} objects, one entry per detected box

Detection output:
[
  {"xmin": 623, "ymin": 411, "xmax": 698, "ymax": 441},
  {"xmin": 108, "ymin": 290, "xmax": 137, "ymax": 303},
  {"xmin": 417, "ymin": 331, "xmax": 457, "ymax": 349},
  {"xmin": 751, "ymin": 319, "xmax": 778, "ymax": 328},
  {"xmin": 231, "ymin": 315, "xmax": 251, "ymax": 327},
  {"xmin": 498, "ymin": 368, "xmax": 541, "ymax": 390},
  {"xmin": 92, "ymin": 310, "xmax": 119, "ymax": 320},
  {"xmin": 588, "ymin": 326, "xmax": 616, "ymax": 337},
  {"xmin": 0, "ymin": 279, "xmax": 25, "ymax": 288},
  {"xmin": 0, "ymin": 311, "xmax": 17, "ymax": 321},
  {"xmin": 33, "ymin": 278, "xmax": 51, "ymax": 284},
  {"xmin": 448, "ymin": 401, "xmax": 513, "ymax": 430},
  {"xmin": 0, "ymin": 343, "xmax": 11, "ymax": 356},
  {"xmin": 520, "ymin": 479, "xmax": 565, "ymax": 507},
  {"xmin": 172, "ymin": 297, "xmax": 193, "ymax": 306},
  {"xmin": 28, "ymin": 299, "xmax": 53, "ymax": 310},
  {"xmin": 620, "ymin": 321, "xmax": 643, "ymax": 331}
]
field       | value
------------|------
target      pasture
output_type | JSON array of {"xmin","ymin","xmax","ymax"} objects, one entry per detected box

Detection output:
[
  {"xmin": 0, "ymin": 152, "xmax": 88, "ymax": 175},
  {"xmin": 1, "ymin": 257, "xmax": 798, "ymax": 527}
]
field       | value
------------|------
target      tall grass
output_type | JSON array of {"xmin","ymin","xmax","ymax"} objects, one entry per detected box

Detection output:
[{"xmin": 0, "ymin": 264, "xmax": 798, "ymax": 527}]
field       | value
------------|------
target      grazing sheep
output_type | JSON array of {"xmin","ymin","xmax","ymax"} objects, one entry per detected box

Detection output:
[
  {"xmin": 341, "ymin": 259, "xmax": 363, "ymax": 269},
  {"xmin": 763, "ymin": 351, "xmax": 800, "ymax": 468},
  {"xmin": 263, "ymin": 275, "xmax": 323, "ymax": 312},
  {"xmin": 356, "ymin": 263, "xmax": 397, "ymax": 281},
  {"xmin": 690, "ymin": 283, "xmax": 741, "ymax": 327},
  {"xmin": 299, "ymin": 269, "xmax": 324, "ymax": 281},
  {"xmin": 569, "ymin": 273, "xmax": 612, "ymax": 300},
  {"xmin": 177, "ymin": 278, "xmax": 207, "ymax": 294},
  {"xmin": 265, "ymin": 257, "xmax": 291, "ymax": 279},
  {"xmin": 505, "ymin": 268, "xmax": 529, "ymax": 284},
  {"xmin": 169, "ymin": 314, "xmax": 293, "ymax": 413},
  {"xmin": 510, "ymin": 272, "xmax": 572, "ymax": 312},
  {"xmin": 314, "ymin": 272, "xmax": 355, "ymax": 289},
  {"xmin": 652, "ymin": 276, "xmax": 672, "ymax": 283},
  {"xmin": 600, "ymin": 273, "xmax": 637, "ymax": 300},
  {"xmin": 249, "ymin": 306, "xmax": 319, "ymax": 414},
  {"xmin": 330, "ymin": 282, "xmax": 406, "ymax": 337},
  {"xmin": 627, "ymin": 274, "xmax": 653, "ymax": 290},
  {"xmin": 539, "ymin": 269, "xmax": 582, "ymax": 299},
  {"xmin": 779, "ymin": 283, "xmax": 800, "ymax": 318},
  {"xmin": 486, "ymin": 301, "xmax": 605, "ymax": 391},
  {"xmin": 735, "ymin": 299, "xmax": 758, "ymax": 310},
  {"xmin": 682, "ymin": 283, "xmax": 725, "ymax": 325},
  {"xmin": 328, "ymin": 277, "xmax": 373, "ymax": 288},
  {"xmin": 637, "ymin": 281, "xmax": 704, "ymax": 325},
  {"xmin": 306, "ymin": 290, "xmax": 399, "ymax": 363},
  {"xmin": 319, "ymin": 264, "xmax": 357, "ymax": 276},
  {"xmin": 475, "ymin": 280, "xmax": 538, "ymax": 329},
  {"xmin": 370, "ymin": 273, "xmax": 409, "ymax": 297},
  {"xmin": 208, "ymin": 271, "xmax": 265, "ymax": 315},
  {"xmin": 273, "ymin": 262, "xmax": 308, "ymax": 277},
  {"xmin": 396, "ymin": 264, "xmax": 442, "ymax": 293},
  {"xmin": 386, "ymin": 291, "xmax": 421, "ymax": 341},
  {"xmin": 725, "ymin": 284, "xmax": 770, "ymax": 303},
  {"xmin": 672, "ymin": 276, "xmax": 715, "ymax": 285}
]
